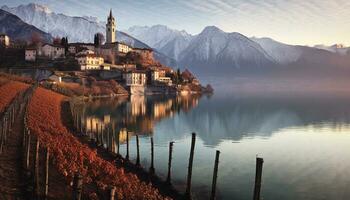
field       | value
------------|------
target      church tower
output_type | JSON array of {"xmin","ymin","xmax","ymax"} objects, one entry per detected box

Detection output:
[{"xmin": 106, "ymin": 9, "xmax": 116, "ymax": 44}]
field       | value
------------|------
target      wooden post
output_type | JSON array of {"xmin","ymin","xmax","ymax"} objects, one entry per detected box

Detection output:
[
  {"xmin": 44, "ymin": 147, "xmax": 50, "ymax": 199},
  {"xmin": 149, "ymin": 137, "xmax": 155, "ymax": 175},
  {"xmin": 25, "ymin": 132, "xmax": 31, "ymax": 170},
  {"xmin": 107, "ymin": 126, "xmax": 110, "ymax": 151},
  {"xmin": 253, "ymin": 157, "xmax": 264, "ymax": 200},
  {"xmin": 73, "ymin": 173, "xmax": 83, "ymax": 200},
  {"xmin": 96, "ymin": 123, "xmax": 99, "ymax": 144},
  {"xmin": 22, "ymin": 127, "xmax": 27, "ymax": 147},
  {"xmin": 116, "ymin": 130, "xmax": 120, "ymax": 155},
  {"xmin": 109, "ymin": 186, "xmax": 116, "ymax": 200},
  {"xmin": 185, "ymin": 133, "xmax": 196, "ymax": 199},
  {"xmin": 126, "ymin": 131, "xmax": 129, "ymax": 160},
  {"xmin": 34, "ymin": 137, "xmax": 40, "ymax": 198},
  {"xmin": 136, "ymin": 135, "xmax": 140, "ymax": 167},
  {"xmin": 166, "ymin": 141, "xmax": 174, "ymax": 184},
  {"xmin": 90, "ymin": 118, "xmax": 93, "ymax": 139},
  {"xmin": 100, "ymin": 124, "xmax": 104, "ymax": 146},
  {"xmin": 210, "ymin": 150, "xmax": 220, "ymax": 200}
]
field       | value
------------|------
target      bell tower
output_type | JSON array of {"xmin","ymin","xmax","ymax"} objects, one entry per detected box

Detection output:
[{"xmin": 106, "ymin": 9, "xmax": 116, "ymax": 44}]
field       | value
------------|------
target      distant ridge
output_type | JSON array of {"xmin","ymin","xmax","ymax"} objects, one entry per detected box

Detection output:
[{"xmin": 0, "ymin": 9, "xmax": 52, "ymax": 42}]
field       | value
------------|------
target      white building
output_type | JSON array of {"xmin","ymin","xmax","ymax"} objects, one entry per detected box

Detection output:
[
  {"xmin": 125, "ymin": 70, "xmax": 147, "ymax": 86},
  {"xmin": 0, "ymin": 34, "xmax": 10, "ymax": 47},
  {"xmin": 75, "ymin": 53, "xmax": 104, "ymax": 71},
  {"xmin": 151, "ymin": 69, "xmax": 172, "ymax": 86},
  {"xmin": 118, "ymin": 42, "xmax": 133, "ymax": 54},
  {"xmin": 25, "ymin": 48, "xmax": 37, "ymax": 61},
  {"xmin": 40, "ymin": 44, "xmax": 65, "ymax": 60}
]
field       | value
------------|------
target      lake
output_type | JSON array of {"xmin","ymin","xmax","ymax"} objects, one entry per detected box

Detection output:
[{"xmin": 80, "ymin": 87, "xmax": 350, "ymax": 200}]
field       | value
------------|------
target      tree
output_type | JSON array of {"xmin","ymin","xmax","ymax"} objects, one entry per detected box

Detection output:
[
  {"xmin": 30, "ymin": 32, "xmax": 43, "ymax": 46},
  {"xmin": 53, "ymin": 37, "xmax": 61, "ymax": 45},
  {"xmin": 94, "ymin": 33, "xmax": 105, "ymax": 47}
]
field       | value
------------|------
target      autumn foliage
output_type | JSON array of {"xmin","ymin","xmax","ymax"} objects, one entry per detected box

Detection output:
[
  {"xmin": 27, "ymin": 87, "xmax": 169, "ymax": 199},
  {"xmin": 0, "ymin": 81, "xmax": 29, "ymax": 113}
]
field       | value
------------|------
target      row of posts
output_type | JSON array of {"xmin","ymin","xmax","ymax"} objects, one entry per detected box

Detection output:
[
  {"xmin": 21, "ymin": 85, "xmax": 52, "ymax": 199},
  {"xmin": 71, "ymin": 105, "xmax": 265, "ymax": 200},
  {"xmin": 0, "ymin": 92, "xmax": 22, "ymax": 155}
]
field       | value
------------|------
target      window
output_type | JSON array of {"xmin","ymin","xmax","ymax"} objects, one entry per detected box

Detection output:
[{"xmin": 108, "ymin": 28, "xmax": 110, "ymax": 32}]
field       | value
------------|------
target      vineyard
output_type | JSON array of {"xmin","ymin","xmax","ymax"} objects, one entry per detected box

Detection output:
[
  {"xmin": 26, "ymin": 87, "xmax": 169, "ymax": 199},
  {"xmin": 0, "ymin": 80, "xmax": 29, "ymax": 113}
]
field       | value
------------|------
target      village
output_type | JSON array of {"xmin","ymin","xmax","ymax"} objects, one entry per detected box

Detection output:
[{"xmin": 0, "ymin": 10, "xmax": 213, "ymax": 96}]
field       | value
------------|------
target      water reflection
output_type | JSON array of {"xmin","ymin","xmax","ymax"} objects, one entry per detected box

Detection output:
[
  {"xmin": 80, "ymin": 94, "xmax": 201, "ymax": 145},
  {"xmin": 77, "ymin": 94, "xmax": 350, "ymax": 200}
]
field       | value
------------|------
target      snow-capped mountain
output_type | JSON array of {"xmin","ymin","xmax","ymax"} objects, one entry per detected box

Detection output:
[
  {"xmin": 0, "ymin": 9, "xmax": 52, "ymax": 42},
  {"xmin": 178, "ymin": 26, "xmax": 275, "ymax": 73},
  {"xmin": 1, "ymin": 3, "xmax": 176, "ymax": 67},
  {"xmin": 251, "ymin": 37, "xmax": 302, "ymax": 65},
  {"xmin": 1, "ymin": 3, "xmax": 105, "ymax": 42},
  {"xmin": 314, "ymin": 44, "xmax": 350, "ymax": 56},
  {"xmin": 126, "ymin": 25, "xmax": 193, "ymax": 60}
]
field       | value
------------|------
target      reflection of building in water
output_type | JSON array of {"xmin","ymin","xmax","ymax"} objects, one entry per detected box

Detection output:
[
  {"xmin": 85, "ymin": 115, "xmax": 111, "ymax": 132},
  {"xmin": 83, "ymin": 95, "xmax": 201, "ymax": 136},
  {"xmin": 153, "ymin": 99, "xmax": 174, "ymax": 119},
  {"xmin": 118, "ymin": 128, "xmax": 128, "ymax": 143},
  {"xmin": 177, "ymin": 95, "xmax": 199, "ymax": 112},
  {"xmin": 127, "ymin": 95, "xmax": 146, "ymax": 117}
]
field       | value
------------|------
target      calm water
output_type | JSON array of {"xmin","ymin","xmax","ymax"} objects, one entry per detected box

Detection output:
[{"xmin": 80, "ymin": 90, "xmax": 350, "ymax": 200}]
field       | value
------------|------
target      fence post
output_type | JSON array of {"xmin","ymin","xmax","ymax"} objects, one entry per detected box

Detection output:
[
  {"xmin": 96, "ymin": 123, "xmax": 99, "ymax": 144},
  {"xmin": 185, "ymin": 133, "xmax": 196, "ymax": 199},
  {"xmin": 126, "ymin": 131, "xmax": 129, "ymax": 160},
  {"xmin": 253, "ymin": 157, "xmax": 264, "ymax": 200},
  {"xmin": 149, "ymin": 137, "xmax": 155, "ymax": 175},
  {"xmin": 44, "ymin": 147, "xmax": 50, "ymax": 199},
  {"xmin": 210, "ymin": 150, "xmax": 220, "ymax": 200},
  {"xmin": 33, "ymin": 137, "xmax": 40, "ymax": 198},
  {"xmin": 73, "ymin": 173, "xmax": 83, "ymax": 200},
  {"xmin": 109, "ymin": 186, "xmax": 116, "ymax": 200},
  {"xmin": 25, "ymin": 132, "xmax": 31, "ymax": 170},
  {"xmin": 136, "ymin": 135, "xmax": 140, "ymax": 167},
  {"xmin": 117, "ymin": 130, "xmax": 120, "ymax": 155},
  {"xmin": 166, "ymin": 141, "xmax": 174, "ymax": 185}
]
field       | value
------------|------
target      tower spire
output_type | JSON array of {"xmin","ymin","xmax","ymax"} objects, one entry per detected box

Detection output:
[{"xmin": 109, "ymin": 9, "xmax": 113, "ymax": 19}]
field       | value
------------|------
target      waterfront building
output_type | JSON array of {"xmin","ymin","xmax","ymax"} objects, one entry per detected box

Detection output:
[
  {"xmin": 40, "ymin": 44, "xmax": 65, "ymax": 60},
  {"xmin": 25, "ymin": 48, "xmax": 37, "ymax": 61},
  {"xmin": 125, "ymin": 70, "xmax": 147, "ymax": 86},
  {"xmin": 0, "ymin": 34, "xmax": 10, "ymax": 47}
]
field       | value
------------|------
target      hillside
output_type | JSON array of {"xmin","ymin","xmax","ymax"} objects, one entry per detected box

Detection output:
[{"xmin": 0, "ymin": 9, "xmax": 52, "ymax": 42}]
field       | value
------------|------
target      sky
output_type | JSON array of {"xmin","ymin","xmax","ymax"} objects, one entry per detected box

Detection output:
[{"xmin": 1, "ymin": 0, "xmax": 350, "ymax": 46}]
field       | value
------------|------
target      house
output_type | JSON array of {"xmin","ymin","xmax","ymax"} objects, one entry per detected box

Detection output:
[
  {"xmin": 75, "ymin": 53, "xmax": 104, "ymax": 71},
  {"xmin": 0, "ymin": 34, "xmax": 10, "ymax": 47},
  {"xmin": 118, "ymin": 42, "xmax": 133, "ymax": 54},
  {"xmin": 132, "ymin": 48, "xmax": 154, "ymax": 60},
  {"xmin": 124, "ymin": 70, "xmax": 147, "ymax": 86},
  {"xmin": 25, "ymin": 48, "xmax": 37, "ymax": 61},
  {"xmin": 69, "ymin": 43, "xmax": 95, "ymax": 52},
  {"xmin": 40, "ymin": 44, "xmax": 65, "ymax": 60},
  {"xmin": 68, "ymin": 45, "xmax": 77, "ymax": 54},
  {"xmin": 151, "ymin": 68, "xmax": 172, "ymax": 86}
]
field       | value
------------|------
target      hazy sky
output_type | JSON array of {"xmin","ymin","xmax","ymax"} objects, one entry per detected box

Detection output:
[{"xmin": 2, "ymin": 0, "xmax": 350, "ymax": 46}]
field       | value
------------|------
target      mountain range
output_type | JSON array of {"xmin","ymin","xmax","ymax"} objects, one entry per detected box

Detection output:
[
  {"xmin": 0, "ymin": 9, "xmax": 51, "ymax": 42},
  {"xmin": 1, "ymin": 3, "xmax": 176, "ymax": 67},
  {"xmin": 1, "ymin": 3, "xmax": 350, "ymax": 77},
  {"xmin": 127, "ymin": 25, "xmax": 350, "ymax": 76}
]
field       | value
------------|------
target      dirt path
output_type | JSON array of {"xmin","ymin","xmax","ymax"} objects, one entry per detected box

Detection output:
[{"xmin": 0, "ymin": 103, "xmax": 25, "ymax": 199}]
